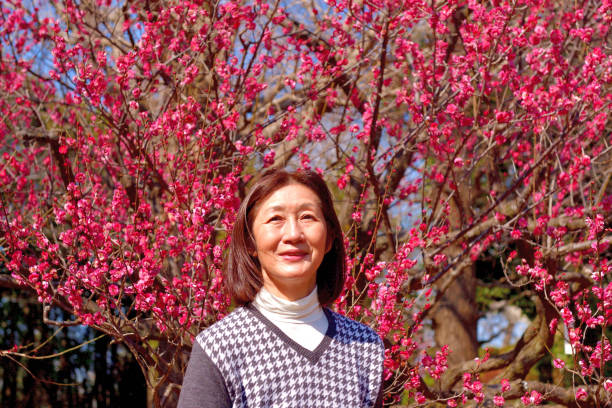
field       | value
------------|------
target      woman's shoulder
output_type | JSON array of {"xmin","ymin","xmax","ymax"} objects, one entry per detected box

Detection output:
[
  {"xmin": 194, "ymin": 306, "xmax": 253, "ymax": 349},
  {"xmin": 326, "ymin": 309, "xmax": 384, "ymax": 349}
]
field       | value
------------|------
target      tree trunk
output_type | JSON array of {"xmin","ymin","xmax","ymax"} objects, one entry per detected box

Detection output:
[
  {"xmin": 144, "ymin": 340, "xmax": 190, "ymax": 408},
  {"xmin": 431, "ymin": 182, "xmax": 479, "ymax": 367},
  {"xmin": 431, "ymin": 265, "xmax": 479, "ymax": 366}
]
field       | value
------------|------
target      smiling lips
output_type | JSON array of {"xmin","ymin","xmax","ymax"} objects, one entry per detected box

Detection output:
[{"xmin": 279, "ymin": 250, "xmax": 309, "ymax": 261}]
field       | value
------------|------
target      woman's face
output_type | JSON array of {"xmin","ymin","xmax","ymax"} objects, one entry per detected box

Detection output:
[{"xmin": 251, "ymin": 183, "xmax": 331, "ymax": 301}]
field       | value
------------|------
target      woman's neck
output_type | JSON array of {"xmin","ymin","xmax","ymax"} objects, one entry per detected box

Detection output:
[{"xmin": 253, "ymin": 285, "xmax": 323, "ymax": 323}]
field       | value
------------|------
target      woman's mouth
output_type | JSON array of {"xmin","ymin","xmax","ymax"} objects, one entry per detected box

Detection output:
[{"xmin": 279, "ymin": 251, "xmax": 308, "ymax": 261}]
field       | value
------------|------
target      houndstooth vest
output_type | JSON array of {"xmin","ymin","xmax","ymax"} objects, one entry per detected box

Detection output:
[{"xmin": 196, "ymin": 304, "xmax": 384, "ymax": 407}]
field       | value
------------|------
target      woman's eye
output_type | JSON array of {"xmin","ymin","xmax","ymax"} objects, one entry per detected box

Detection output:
[
  {"xmin": 301, "ymin": 214, "xmax": 316, "ymax": 220},
  {"xmin": 268, "ymin": 215, "xmax": 283, "ymax": 222}
]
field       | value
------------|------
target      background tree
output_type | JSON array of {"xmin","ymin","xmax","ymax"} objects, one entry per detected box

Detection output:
[
  {"xmin": 0, "ymin": 283, "xmax": 146, "ymax": 407},
  {"xmin": 1, "ymin": 0, "xmax": 610, "ymax": 406}
]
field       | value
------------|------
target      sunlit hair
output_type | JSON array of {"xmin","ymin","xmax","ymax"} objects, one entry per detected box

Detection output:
[{"xmin": 226, "ymin": 168, "xmax": 345, "ymax": 306}]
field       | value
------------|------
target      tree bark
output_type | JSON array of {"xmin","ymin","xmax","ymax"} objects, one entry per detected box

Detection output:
[
  {"xmin": 431, "ymin": 265, "xmax": 479, "ymax": 366},
  {"xmin": 431, "ymin": 180, "xmax": 479, "ymax": 367}
]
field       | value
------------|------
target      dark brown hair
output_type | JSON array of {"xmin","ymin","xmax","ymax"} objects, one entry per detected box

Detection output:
[{"xmin": 225, "ymin": 168, "xmax": 345, "ymax": 306}]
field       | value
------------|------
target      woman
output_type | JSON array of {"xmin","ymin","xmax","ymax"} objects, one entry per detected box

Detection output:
[{"xmin": 178, "ymin": 169, "xmax": 384, "ymax": 408}]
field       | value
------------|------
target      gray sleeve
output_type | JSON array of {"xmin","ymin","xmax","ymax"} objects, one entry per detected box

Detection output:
[{"xmin": 177, "ymin": 340, "xmax": 232, "ymax": 408}]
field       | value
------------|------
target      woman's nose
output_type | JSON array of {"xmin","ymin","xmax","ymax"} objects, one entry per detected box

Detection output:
[{"xmin": 282, "ymin": 218, "xmax": 303, "ymax": 241}]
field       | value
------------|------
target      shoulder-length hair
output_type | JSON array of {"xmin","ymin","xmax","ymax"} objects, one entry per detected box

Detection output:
[{"xmin": 225, "ymin": 168, "xmax": 345, "ymax": 306}]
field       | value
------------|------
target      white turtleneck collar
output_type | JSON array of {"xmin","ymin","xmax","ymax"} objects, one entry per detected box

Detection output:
[
  {"xmin": 252, "ymin": 285, "xmax": 329, "ymax": 351},
  {"xmin": 254, "ymin": 285, "xmax": 324, "ymax": 322}
]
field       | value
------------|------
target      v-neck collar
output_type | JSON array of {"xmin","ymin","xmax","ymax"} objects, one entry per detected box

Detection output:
[{"xmin": 245, "ymin": 303, "xmax": 336, "ymax": 365}]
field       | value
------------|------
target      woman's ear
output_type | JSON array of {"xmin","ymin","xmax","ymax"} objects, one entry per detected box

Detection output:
[{"xmin": 248, "ymin": 243, "xmax": 258, "ymax": 257}]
